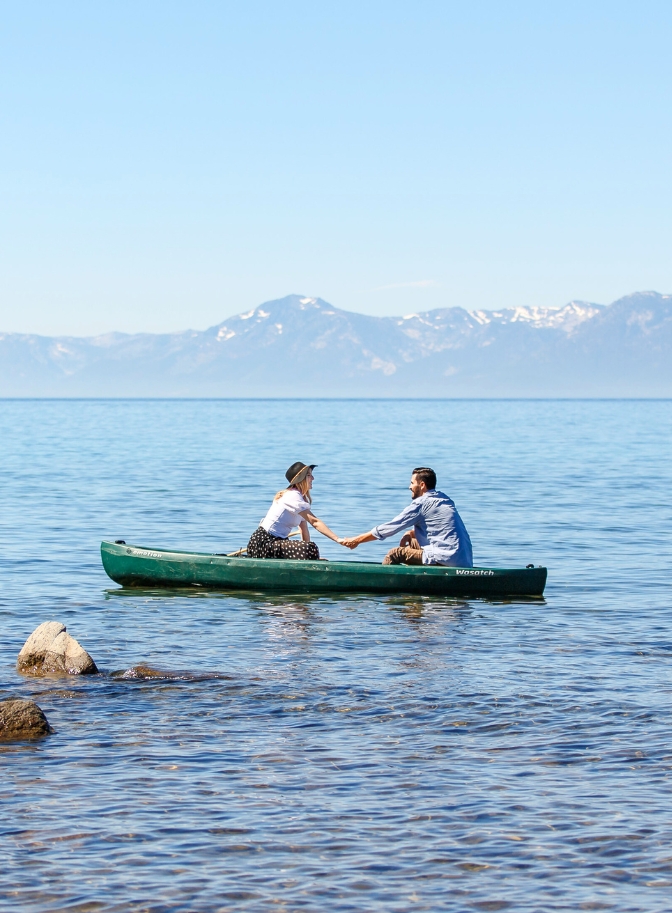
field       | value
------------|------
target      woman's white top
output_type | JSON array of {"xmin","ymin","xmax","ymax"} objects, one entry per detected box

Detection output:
[{"xmin": 260, "ymin": 489, "xmax": 311, "ymax": 539}]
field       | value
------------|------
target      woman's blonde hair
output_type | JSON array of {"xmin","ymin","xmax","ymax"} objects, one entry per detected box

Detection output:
[{"xmin": 273, "ymin": 477, "xmax": 312, "ymax": 504}]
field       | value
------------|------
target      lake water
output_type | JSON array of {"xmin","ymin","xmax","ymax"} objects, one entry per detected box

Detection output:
[{"xmin": 1, "ymin": 399, "xmax": 671, "ymax": 913}]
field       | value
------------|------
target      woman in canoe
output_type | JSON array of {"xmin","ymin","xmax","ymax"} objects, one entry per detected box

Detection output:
[{"xmin": 247, "ymin": 462, "xmax": 344, "ymax": 560}]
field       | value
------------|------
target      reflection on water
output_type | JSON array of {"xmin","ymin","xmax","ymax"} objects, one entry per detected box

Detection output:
[{"xmin": 1, "ymin": 399, "xmax": 672, "ymax": 912}]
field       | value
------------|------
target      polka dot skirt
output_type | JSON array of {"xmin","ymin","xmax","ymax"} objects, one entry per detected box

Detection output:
[{"xmin": 247, "ymin": 526, "xmax": 320, "ymax": 560}]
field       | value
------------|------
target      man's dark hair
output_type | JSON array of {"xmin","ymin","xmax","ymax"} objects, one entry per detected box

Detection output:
[{"xmin": 412, "ymin": 467, "xmax": 436, "ymax": 490}]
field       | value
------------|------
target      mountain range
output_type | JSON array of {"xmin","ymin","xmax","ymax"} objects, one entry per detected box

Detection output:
[{"xmin": 1, "ymin": 291, "xmax": 671, "ymax": 397}]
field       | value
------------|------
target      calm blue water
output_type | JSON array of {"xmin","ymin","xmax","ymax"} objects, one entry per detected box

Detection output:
[{"xmin": 1, "ymin": 399, "xmax": 671, "ymax": 913}]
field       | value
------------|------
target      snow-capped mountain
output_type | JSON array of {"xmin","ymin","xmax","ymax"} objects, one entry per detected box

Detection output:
[{"xmin": 1, "ymin": 291, "xmax": 670, "ymax": 396}]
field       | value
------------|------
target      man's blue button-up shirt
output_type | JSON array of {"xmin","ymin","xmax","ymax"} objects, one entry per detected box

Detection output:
[{"xmin": 371, "ymin": 489, "xmax": 473, "ymax": 567}]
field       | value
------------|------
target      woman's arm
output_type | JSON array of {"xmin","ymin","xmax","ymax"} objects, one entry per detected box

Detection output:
[
  {"xmin": 299, "ymin": 519, "xmax": 311, "ymax": 542},
  {"xmin": 300, "ymin": 510, "xmax": 343, "ymax": 544}
]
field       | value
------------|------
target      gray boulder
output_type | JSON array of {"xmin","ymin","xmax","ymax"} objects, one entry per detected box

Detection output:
[
  {"xmin": 17, "ymin": 621, "xmax": 65, "ymax": 665},
  {"xmin": 0, "ymin": 699, "xmax": 53, "ymax": 740},
  {"xmin": 17, "ymin": 621, "xmax": 98, "ymax": 675}
]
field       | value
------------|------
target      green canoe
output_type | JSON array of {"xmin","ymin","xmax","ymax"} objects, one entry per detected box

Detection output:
[{"xmin": 101, "ymin": 540, "xmax": 547, "ymax": 598}]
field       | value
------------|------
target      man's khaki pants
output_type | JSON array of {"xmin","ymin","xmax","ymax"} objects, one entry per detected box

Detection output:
[{"xmin": 382, "ymin": 537, "xmax": 424, "ymax": 566}]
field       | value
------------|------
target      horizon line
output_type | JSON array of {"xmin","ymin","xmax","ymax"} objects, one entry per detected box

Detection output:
[{"xmin": 1, "ymin": 397, "xmax": 671, "ymax": 403}]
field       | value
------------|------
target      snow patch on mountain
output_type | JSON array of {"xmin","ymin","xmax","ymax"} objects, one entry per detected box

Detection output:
[{"xmin": 469, "ymin": 301, "xmax": 603, "ymax": 332}]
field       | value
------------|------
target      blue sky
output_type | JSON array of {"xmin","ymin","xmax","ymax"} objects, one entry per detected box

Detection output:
[{"xmin": 1, "ymin": 1, "xmax": 671, "ymax": 334}]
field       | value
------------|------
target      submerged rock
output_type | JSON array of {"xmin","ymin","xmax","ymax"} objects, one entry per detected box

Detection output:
[
  {"xmin": 112, "ymin": 665, "xmax": 230, "ymax": 681},
  {"xmin": 113, "ymin": 665, "xmax": 169, "ymax": 679},
  {"xmin": 0, "ymin": 699, "xmax": 53, "ymax": 740},
  {"xmin": 17, "ymin": 622, "xmax": 98, "ymax": 676}
]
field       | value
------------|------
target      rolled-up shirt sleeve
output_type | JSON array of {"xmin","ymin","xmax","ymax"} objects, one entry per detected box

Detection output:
[{"xmin": 371, "ymin": 501, "xmax": 423, "ymax": 540}]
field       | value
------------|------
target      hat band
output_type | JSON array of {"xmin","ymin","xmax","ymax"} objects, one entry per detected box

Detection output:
[{"xmin": 289, "ymin": 467, "xmax": 311, "ymax": 486}]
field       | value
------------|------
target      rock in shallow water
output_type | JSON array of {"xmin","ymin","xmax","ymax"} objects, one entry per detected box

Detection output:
[
  {"xmin": 17, "ymin": 622, "xmax": 98, "ymax": 675},
  {"xmin": 112, "ymin": 665, "xmax": 231, "ymax": 681},
  {"xmin": 0, "ymin": 699, "xmax": 53, "ymax": 740},
  {"xmin": 114, "ymin": 665, "xmax": 168, "ymax": 679}
]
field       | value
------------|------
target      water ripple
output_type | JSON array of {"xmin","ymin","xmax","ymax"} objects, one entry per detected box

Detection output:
[{"xmin": 1, "ymin": 400, "xmax": 671, "ymax": 911}]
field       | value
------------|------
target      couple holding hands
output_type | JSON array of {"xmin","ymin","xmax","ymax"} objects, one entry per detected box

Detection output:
[{"xmin": 247, "ymin": 461, "xmax": 473, "ymax": 568}]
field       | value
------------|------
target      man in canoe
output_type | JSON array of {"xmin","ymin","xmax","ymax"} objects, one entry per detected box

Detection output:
[{"xmin": 342, "ymin": 467, "xmax": 473, "ymax": 567}]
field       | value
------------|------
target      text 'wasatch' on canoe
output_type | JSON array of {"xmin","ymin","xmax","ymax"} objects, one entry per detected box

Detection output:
[{"xmin": 100, "ymin": 541, "xmax": 547, "ymax": 598}]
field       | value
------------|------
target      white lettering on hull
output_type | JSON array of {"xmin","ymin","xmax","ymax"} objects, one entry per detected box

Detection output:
[{"xmin": 455, "ymin": 569, "xmax": 495, "ymax": 576}]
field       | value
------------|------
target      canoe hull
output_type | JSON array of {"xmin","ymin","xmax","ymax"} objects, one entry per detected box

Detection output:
[{"xmin": 100, "ymin": 541, "xmax": 547, "ymax": 598}]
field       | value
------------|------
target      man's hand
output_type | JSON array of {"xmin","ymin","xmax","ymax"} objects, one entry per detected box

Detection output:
[
  {"xmin": 399, "ymin": 531, "xmax": 416, "ymax": 548},
  {"xmin": 339, "ymin": 531, "xmax": 376, "ymax": 549}
]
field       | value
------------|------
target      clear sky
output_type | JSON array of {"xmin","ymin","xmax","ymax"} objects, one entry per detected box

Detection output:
[{"xmin": 1, "ymin": 0, "xmax": 671, "ymax": 335}]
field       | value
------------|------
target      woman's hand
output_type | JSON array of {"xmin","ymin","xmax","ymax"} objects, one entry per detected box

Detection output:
[{"xmin": 339, "ymin": 537, "xmax": 359, "ymax": 549}]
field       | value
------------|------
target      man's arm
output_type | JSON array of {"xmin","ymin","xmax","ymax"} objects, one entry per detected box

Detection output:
[{"xmin": 342, "ymin": 502, "xmax": 423, "ymax": 549}]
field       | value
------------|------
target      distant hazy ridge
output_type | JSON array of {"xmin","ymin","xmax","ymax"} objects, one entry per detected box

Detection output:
[{"xmin": 1, "ymin": 291, "xmax": 670, "ymax": 396}]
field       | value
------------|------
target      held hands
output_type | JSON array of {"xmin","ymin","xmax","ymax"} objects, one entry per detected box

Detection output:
[{"xmin": 338, "ymin": 537, "xmax": 360, "ymax": 550}]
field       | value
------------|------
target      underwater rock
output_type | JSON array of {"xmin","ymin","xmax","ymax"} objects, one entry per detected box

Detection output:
[
  {"xmin": 113, "ymin": 665, "xmax": 169, "ymax": 679},
  {"xmin": 112, "ymin": 665, "xmax": 230, "ymax": 681},
  {"xmin": 0, "ymin": 699, "xmax": 53, "ymax": 740},
  {"xmin": 17, "ymin": 622, "xmax": 98, "ymax": 675}
]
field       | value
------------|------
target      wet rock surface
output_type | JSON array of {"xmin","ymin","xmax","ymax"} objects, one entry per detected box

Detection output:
[
  {"xmin": 0, "ymin": 699, "xmax": 53, "ymax": 740},
  {"xmin": 17, "ymin": 622, "xmax": 98, "ymax": 675},
  {"xmin": 113, "ymin": 665, "xmax": 171, "ymax": 679},
  {"xmin": 112, "ymin": 665, "xmax": 231, "ymax": 681}
]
